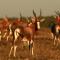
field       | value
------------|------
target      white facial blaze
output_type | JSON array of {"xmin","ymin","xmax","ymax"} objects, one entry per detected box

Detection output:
[{"xmin": 37, "ymin": 21, "xmax": 40, "ymax": 29}]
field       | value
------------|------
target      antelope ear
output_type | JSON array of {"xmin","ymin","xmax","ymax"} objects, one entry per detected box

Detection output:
[{"xmin": 40, "ymin": 19, "xmax": 45, "ymax": 22}]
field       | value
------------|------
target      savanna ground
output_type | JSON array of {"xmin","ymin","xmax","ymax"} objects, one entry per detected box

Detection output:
[{"xmin": 0, "ymin": 28, "xmax": 60, "ymax": 60}]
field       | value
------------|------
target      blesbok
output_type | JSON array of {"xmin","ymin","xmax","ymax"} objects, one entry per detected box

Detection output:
[
  {"xmin": 31, "ymin": 17, "xmax": 45, "ymax": 30},
  {"xmin": 8, "ymin": 10, "xmax": 45, "ymax": 57},
  {"xmin": 32, "ymin": 10, "xmax": 45, "ymax": 30},
  {"xmin": 50, "ymin": 23, "xmax": 60, "ymax": 46},
  {"xmin": 8, "ymin": 11, "xmax": 45, "ymax": 57},
  {"xmin": 9, "ymin": 18, "xmax": 35, "ymax": 57},
  {"xmin": 6, "ymin": 24, "xmax": 13, "ymax": 41},
  {"xmin": 9, "ymin": 27, "xmax": 21, "ymax": 57},
  {"xmin": 1, "ymin": 17, "xmax": 10, "ymax": 41}
]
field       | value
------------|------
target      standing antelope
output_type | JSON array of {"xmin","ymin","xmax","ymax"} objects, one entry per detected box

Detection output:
[
  {"xmin": 7, "ymin": 24, "xmax": 13, "ymax": 41},
  {"xmin": 51, "ymin": 23, "xmax": 60, "ymax": 46},
  {"xmin": 9, "ymin": 28, "xmax": 21, "ymax": 57}
]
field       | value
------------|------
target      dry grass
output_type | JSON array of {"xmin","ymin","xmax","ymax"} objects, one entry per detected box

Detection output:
[{"xmin": 0, "ymin": 28, "xmax": 60, "ymax": 60}]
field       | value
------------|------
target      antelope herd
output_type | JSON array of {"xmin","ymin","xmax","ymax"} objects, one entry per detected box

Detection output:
[
  {"xmin": 0, "ymin": 16, "xmax": 41, "ymax": 57},
  {"xmin": 0, "ymin": 15, "xmax": 60, "ymax": 57}
]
